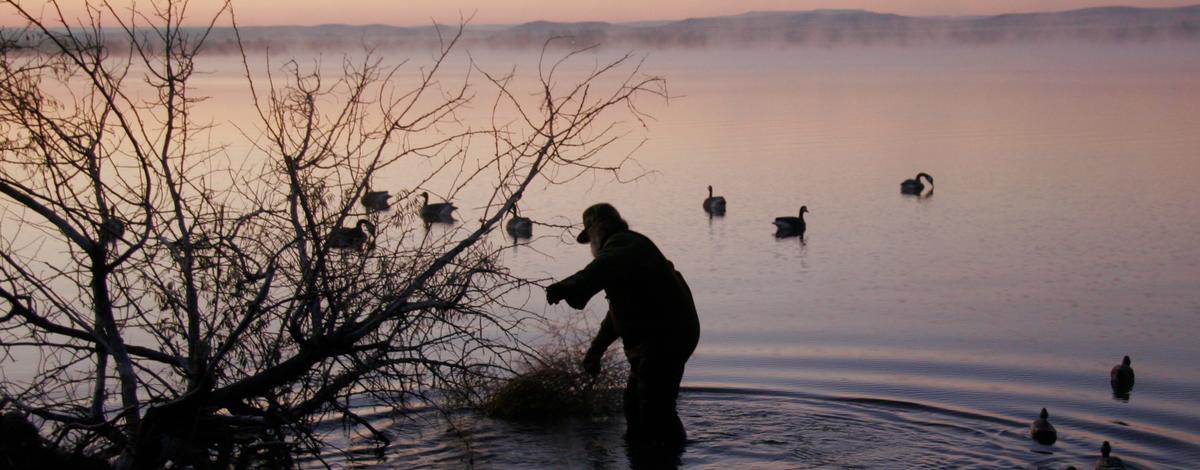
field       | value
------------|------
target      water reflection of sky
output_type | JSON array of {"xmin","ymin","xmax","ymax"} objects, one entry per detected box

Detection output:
[
  {"xmin": 501, "ymin": 44, "xmax": 1200, "ymax": 467},
  {"xmin": 7, "ymin": 43, "xmax": 1200, "ymax": 467}
]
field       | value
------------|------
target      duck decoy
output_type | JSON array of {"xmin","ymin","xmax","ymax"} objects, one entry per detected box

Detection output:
[
  {"xmin": 99, "ymin": 218, "xmax": 124, "ymax": 246},
  {"xmin": 1093, "ymin": 441, "xmax": 1126, "ymax": 470},
  {"xmin": 164, "ymin": 236, "xmax": 215, "ymax": 266},
  {"xmin": 505, "ymin": 205, "xmax": 533, "ymax": 239},
  {"xmin": 901, "ymin": 172, "xmax": 934, "ymax": 195},
  {"xmin": 773, "ymin": 206, "xmax": 808, "ymax": 238},
  {"xmin": 1110, "ymin": 355, "xmax": 1135, "ymax": 394},
  {"xmin": 361, "ymin": 190, "xmax": 392, "ymax": 212},
  {"xmin": 419, "ymin": 191, "xmax": 456, "ymax": 223},
  {"xmin": 703, "ymin": 185, "xmax": 726, "ymax": 214},
  {"xmin": 1030, "ymin": 408, "xmax": 1057, "ymax": 445},
  {"xmin": 328, "ymin": 219, "xmax": 375, "ymax": 251}
]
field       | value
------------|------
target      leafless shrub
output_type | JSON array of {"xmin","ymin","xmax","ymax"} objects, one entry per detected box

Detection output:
[
  {"xmin": 0, "ymin": 1, "xmax": 664, "ymax": 467},
  {"xmin": 481, "ymin": 339, "xmax": 625, "ymax": 421}
]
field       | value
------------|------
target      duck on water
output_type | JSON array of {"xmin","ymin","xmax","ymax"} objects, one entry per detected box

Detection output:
[
  {"xmin": 1110, "ymin": 355, "xmax": 1135, "ymax": 397},
  {"xmin": 505, "ymin": 205, "xmax": 533, "ymax": 239},
  {"xmin": 328, "ymin": 219, "xmax": 375, "ymax": 251},
  {"xmin": 703, "ymin": 185, "xmax": 726, "ymax": 215},
  {"xmin": 1030, "ymin": 408, "xmax": 1057, "ymax": 445},
  {"xmin": 1093, "ymin": 441, "xmax": 1126, "ymax": 470},
  {"xmin": 901, "ymin": 172, "xmax": 934, "ymax": 195},
  {"xmin": 361, "ymin": 190, "xmax": 392, "ymax": 212},
  {"xmin": 773, "ymin": 206, "xmax": 808, "ymax": 238},
  {"xmin": 419, "ymin": 191, "xmax": 457, "ymax": 223}
]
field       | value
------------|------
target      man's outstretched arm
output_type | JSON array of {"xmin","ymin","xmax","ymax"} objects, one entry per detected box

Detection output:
[{"xmin": 546, "ymin": 233, "xmax": 638, "ymax": 308}]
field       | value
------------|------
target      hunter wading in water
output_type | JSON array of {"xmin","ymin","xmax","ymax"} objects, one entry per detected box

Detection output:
[{"xmin": 546, "ymin": 203, "xmax": 701, "ymax": 449}]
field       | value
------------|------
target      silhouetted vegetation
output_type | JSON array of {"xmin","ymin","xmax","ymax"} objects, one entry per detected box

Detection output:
[
  {"xmin": 0, "ymin": 1, "xmax": 664, "ymax": 467},
  {"xmin": 482, "ymin": 344, "xmax": 625, "ymax": 421}
]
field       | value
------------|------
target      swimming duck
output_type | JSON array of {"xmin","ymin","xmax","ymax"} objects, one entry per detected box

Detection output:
[
  {"xmin": 1030, "ymin": 408, "xmax": 1057, "ymax": 445},
  {"xmin": 703, "ymin": 185, "xmax": 727, "ymax": 214},
  {"xmin": 361, "ymin": 190, "xmax": 391, "ymax": 212},
  {"xmin": 1110, "ymin": 356, "xmax": 1135, "ymax": 393},
  {"xmin": 1093, "ymin": 441, "xmax": 1126, "ymax": 470},
  {"xmin": 773, "ymin": 206, "xmax": 808, "ymax": 238},
  {"xmin": 99, "ymin": 218, "xmax": 124, "ymax": 246},
  {"xmin": 505, "ymin": 205, "xmax": 533, "ymax": 239},
  {"xmin": 419, "ymin": 192, "xmax": 457, "ymax": 223},
  {"xmin": 901, "ymin": 172, "xmax": 934, "ymax": 195},
  {"xmin": 328, "ymin": 219, "xmax": 375, "ymax": 251}
]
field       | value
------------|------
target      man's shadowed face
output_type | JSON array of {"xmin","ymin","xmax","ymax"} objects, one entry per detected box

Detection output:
[{"xmin": 588, "ymin": 224, "xmax": 605, "ymax": 258}]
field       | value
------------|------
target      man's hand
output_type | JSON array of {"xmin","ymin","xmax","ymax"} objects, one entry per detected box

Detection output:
[
  {"xmin": 580, "ymin": 349, "xmax": 602, "ymax": 376},
  {"xmin": 546, "ymin": 282, "xmax": 565, "ymax": 305}
]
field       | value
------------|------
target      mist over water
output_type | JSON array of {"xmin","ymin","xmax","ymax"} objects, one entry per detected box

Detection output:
[{"xmin": 107, "ymin": 6, "xmax": 1200, "ymax": 53}]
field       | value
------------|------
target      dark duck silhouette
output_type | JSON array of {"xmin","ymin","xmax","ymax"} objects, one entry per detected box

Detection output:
[
  {"xmin": 361, "ymin": 190, "xmax": 392, "ymax": 212},
  {"xmin": 1093, "ymin": 441, "xmax": 1126, "ymax": 470},
  {"xmin": 1110, "ymin": 355, "xmax": 1135, "ymax": 394},
  {"xmin": 1029, "ymin": 408, "xmax": 1057, "ymax": 445},
  {"xmin": 419, "ymin": 191, "xmax": 456, "ymax": 223},
  {"xmin": 703, "ymin": 185, "xmax": 726, "ymax": 214},
  {"xmin": 328, "ymin": 219, "xmax": 375, "ymax": 251},
  {"xmin": 99, "ymin": 218, "xmax": 124, "ymax": 246},
  {"xmin": 901, "ymin": 172, "xmax": 934, "ymax": 195},
  {"xmin": 773, "ymin": 206, "xmax": 808, "ymax": 238},
  {"xmin": 505, "ymin": 205, "xmax": 533, "ymax": 239}
]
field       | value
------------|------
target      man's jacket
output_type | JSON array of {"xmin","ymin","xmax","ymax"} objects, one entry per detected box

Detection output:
[{"xmin": 550, "ymin": 229, "xmax": 700, "ymax": 358}]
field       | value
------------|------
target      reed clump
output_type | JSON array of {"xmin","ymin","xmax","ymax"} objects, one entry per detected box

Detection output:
[{"xmin": 482, "ymin": 347, "xmax": 625, "ymax": 421}]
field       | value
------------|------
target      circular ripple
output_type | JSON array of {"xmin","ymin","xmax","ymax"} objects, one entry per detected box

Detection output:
[{"xmin": 305, "ymin": 387, "xmax": 1141, "ymax": 469}]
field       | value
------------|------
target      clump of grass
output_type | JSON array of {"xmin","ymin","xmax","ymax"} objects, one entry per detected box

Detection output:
[{"xmin": 482, "ymin": 346, "xmax": 625, "ymax": 421}]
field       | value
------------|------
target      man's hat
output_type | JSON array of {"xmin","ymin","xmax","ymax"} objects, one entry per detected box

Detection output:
[{"xmin": 576, "ymin": 203, "xmax": 622, "ymax": 244}]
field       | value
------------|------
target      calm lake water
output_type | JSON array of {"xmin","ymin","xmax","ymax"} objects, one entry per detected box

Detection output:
[
  {"xmin": 417, "ymin": 44, "xmax": 1198, "ymax": 470},
  {"xmin": 276, "ymin": 43, "xmax": 1200, "ymax": 468},
  {"xmin": 15, "ymin": 42, "xmax": 1200, "ymax": 468}
]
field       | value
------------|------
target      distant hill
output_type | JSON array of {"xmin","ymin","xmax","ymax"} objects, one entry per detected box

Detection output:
[{"xmin": 7, "ymin": 5, "xmax": 1200, "ymax": 54}]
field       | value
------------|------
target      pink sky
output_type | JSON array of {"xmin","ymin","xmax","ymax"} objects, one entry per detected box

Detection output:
[{"xmin": 2, "ymin": 0, "xmax": 1198, "ymax": 27}]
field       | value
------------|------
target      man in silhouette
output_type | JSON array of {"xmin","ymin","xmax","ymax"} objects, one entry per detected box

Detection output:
[{"xmin": 546, "ymin": 203, "xmax": 701, "ymax": 449}]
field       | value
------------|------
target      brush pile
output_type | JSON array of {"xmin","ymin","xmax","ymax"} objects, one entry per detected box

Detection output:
[{"xmin": 482, "ymin": 347, "xmax": 625, "ymax": 421}]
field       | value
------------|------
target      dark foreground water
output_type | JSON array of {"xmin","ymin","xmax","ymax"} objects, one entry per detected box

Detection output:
[{"xmin": 308, "ymin": 386, "xmax": 1183, "ymax": 469}]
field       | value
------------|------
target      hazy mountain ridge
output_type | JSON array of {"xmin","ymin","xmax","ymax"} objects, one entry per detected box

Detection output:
[{"xmin": 6, "ymin": 5, "xmax": 1199, "ymax": 53}]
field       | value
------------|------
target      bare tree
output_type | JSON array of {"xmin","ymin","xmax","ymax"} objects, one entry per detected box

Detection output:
[{"xmin": 0, "ymin": 1, "xmax": 664, "ymax": 467}]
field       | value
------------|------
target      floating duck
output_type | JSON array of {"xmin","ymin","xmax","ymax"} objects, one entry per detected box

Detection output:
[
  {"xmin": 703, "ymin": 185, "xmax": 727, "ymax": 214},
  {"xmin": 1093, "ymin": 441, "xmax": 1126, "ymax": 470},
  {"xmin": 773, "ymin": 206, "xmax": 808, "ymax": 238},
  {"xmin": 419, "ymin": 192, "xmax": 456, "ymax": 223},
  {"xmin": 505, "ymin": 205, "xmax": 533, "ymax": 239},
  {"xmin": 361, "ymin": 190, "xmax": 391, "ymax": 212},
  {"xmin": 328, "ymin": 219, "xmax": 374, "ymax": 251},
  {"xmin": 99, "ymin": 218, "xmax": 124, "ymax": 246},
  {"xmin": 901, "ymin": 172, "xmax": 934, "ymax": 195},
  {"xmin": 1110, "ymin": 356, "xmax": 1135, "ymax": 394},
  {"xmin": 1030, "ymin": 408, "xmax": 1057, "ymax": 445}
]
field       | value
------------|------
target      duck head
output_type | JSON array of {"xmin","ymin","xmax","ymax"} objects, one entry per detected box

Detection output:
[{"xmin": 356, "ymin": 219, "xmax": 376, "ymax": 236}]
